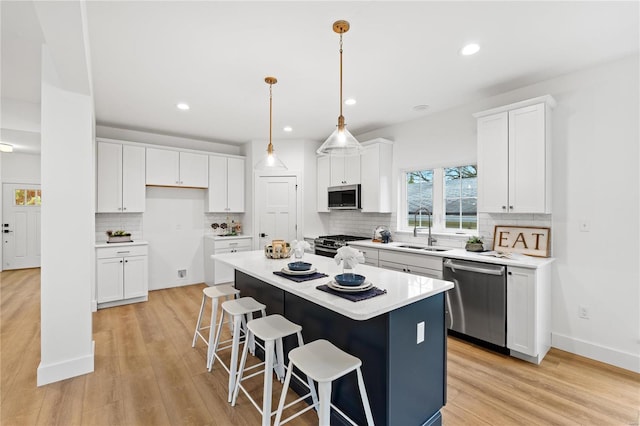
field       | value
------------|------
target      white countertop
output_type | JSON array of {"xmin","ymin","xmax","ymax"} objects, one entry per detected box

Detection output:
[
  {"xmin": 212, "ymin": 250, "xmax": 453, "ymax": 321},
  {"xmin": 95, "ymin": 240, "xmax": 149, "ymax": 248},
  {"xmin": 347, "ymin": 240, "xmax": 554, "ymax": 269}
]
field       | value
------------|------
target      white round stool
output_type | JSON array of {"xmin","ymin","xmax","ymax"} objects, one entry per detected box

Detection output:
[
  {"xmin": 191, "ymin": 285, "xmax": 240, "ymax": 370},
  {"xmin": 211, "ymin": 297, "xmax": 266, "ymax": 402},
  {"xmin": 231, "ymin": 314, "xmax": 318, "ymax": 426},
  {"xmin": 274, "ymin": 339, "xmax": 375, "ymax": 426}
]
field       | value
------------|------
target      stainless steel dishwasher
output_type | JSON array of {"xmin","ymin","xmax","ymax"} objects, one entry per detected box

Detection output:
[{"xmin": 443, "ymin": 258, "xmax": 507, "ymax": 349}]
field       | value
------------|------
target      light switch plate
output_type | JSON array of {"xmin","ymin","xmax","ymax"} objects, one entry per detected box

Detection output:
[{"xmin": 417, "ymin": 321, "xmax": 425, "ymax": 344}]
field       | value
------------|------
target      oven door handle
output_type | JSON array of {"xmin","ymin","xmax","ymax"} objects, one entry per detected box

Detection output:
[
  {"xmin": 443, "ymin": 259, "xmax": 504, "ymax": 276},
  {"xmin": 315, "ymin": 247, "xmax": 337, "ymax": 256}
]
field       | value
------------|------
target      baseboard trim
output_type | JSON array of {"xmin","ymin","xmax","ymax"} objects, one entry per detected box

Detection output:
[
  {"xmin": 552, "ymin": 332, "xmax": 639, "ymax": 373},
  {"xmin": 37, "ymin": 340, "xmax": 95, "ymax": 386}
]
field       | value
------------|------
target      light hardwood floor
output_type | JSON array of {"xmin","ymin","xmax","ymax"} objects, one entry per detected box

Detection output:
[{"xmin": 1, "ymin": 268, "xmax": 638, "ymax": 425}]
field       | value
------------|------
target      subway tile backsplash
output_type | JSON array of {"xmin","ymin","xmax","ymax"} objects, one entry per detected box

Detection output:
[{"xmin": 95, "ymin": 213, "xmax": 144, "ymax": 242}]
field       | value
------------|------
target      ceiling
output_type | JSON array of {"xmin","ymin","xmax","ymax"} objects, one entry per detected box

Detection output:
[{"xmin": 2, "ymin": 1, "xmax": 639, "ymax": 152}]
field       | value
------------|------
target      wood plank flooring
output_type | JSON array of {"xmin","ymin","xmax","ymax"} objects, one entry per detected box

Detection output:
[{"xmin": 1, "ymin": 268, "xmax": 638, "ymax": 425}]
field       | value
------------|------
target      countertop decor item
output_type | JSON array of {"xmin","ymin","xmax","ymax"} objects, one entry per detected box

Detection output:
[
  {"xmin": 316, "ymin": 20, "xmax": 363, "ymax": 156},
  {"xmin": 255, "ymin": 76, "xmax": 287, "ymax": 171},
  {"xmin": 492, "ymin": 225, "xmax": 551, "ymax": 257},
  {"xmin": 106, "ymin": 229, "xmax": 132, "ymax": 243},
  {"xmin": 465, "ymin": 236, "xmax": 484, "ymax": 252},
  {"xmin": 265, "ymin": 241, "xmax": 291, "ymax": 259},
  {"xmin": 290, "ymin": 239, "xmax": 311, "ymax": 259}
]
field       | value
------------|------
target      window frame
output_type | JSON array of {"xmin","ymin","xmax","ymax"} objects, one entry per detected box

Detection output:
[{"xmin": 399, "ymin": 164, "xmax": 477, "ymax": 235}]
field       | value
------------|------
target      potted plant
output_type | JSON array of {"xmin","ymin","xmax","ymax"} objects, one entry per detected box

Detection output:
[
  {"xmin": 106, "ymin": 230, "xmax": 132, "ymax": 243},
  {"xmin": 465, "ymin": 236, "xmax": 484, "ymax": 252}
]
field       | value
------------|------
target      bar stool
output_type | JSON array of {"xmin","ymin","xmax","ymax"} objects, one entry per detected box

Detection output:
[
  {"xmin": 274, "ymin": 339, "xmax": 375, "ymax": 426},
  {"xmin": 231, "ymin": 314, "xmax": 318, "ymax": 426},
  {"xmin": 191, "ymin": 284, "xmax": 240, "ymax": 369},
  {"xmin": 211, "ymin": 297, "xmax": 266, "ymax": 401}
]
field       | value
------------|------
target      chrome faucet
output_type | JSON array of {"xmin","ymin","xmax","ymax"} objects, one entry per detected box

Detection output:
[{"xmin": 413, "ymin": 207, "xmax": 437, "ymax": 245}]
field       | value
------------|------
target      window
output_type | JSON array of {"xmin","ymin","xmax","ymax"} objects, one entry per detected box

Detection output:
[
  {"xmin": 444, "ymin": 165, "xmax": 477, "ymax": 230},
  {"xmin": 14, "ymin": 189, "xmax": 42, "ymax": 206},
  {"xmin": 402, "ymin": 164, "xmax": 477, "ymax": 232},
  {"xmin": 406, "ymin": 170, "xmax": 433, "ymax": 227}
]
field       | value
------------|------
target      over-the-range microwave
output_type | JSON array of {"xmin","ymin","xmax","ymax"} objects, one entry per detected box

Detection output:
[{"xmin": 328, "ymin": 184, "xmax": 361, "ymax": 210}]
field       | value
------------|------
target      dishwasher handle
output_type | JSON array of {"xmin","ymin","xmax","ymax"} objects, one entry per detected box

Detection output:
[{"xmin": 443, "ymin": 259, "xmax": 505, "ymax": 276}]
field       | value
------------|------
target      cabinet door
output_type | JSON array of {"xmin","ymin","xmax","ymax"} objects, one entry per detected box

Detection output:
[
  {"xmin": 207, "ymin": 155, "xmax": 228, "ymax": 212},
  {"xmin": 97, "ymin": 257, "xmax": 124, "ymax": 303},
  {"xmin": 146, "ymin": 148, "xmax": 180, "ymax": 186},
  {"xmin": 378, "ymin": 260, "xmax": 406, "ymax": 273},
  {"xmin": 96, "ymin": 142, "xmax": 123, "ymax": 212},
  {"xmin": 330, "ymin": 155, "xmax": 360, "ymax": 186},
  {"xmin": 477, "ymin": 112, "xmax": 509, "ymax": 213},
  {"xmin": 508, "ymin": 104, "xmax": 546, "ymax": 213},
  {"xmin": 226, "ymin": 157, "xmax": 244, "ymax": 212},
  {"xmin": 122, "ymin": 145, "xmax": 146, "ymax": 212},
  {"xmin": 359, "ymin": 248, "xmax": 379, "ymax": 266},
  {"xmin": 316, "ymin": 156, "xmax": 330, "ymax": 212},
  {"xmin": 123, "ymin": 255, "xmax": 148, "ymax": 299},
  {"xmin": 179, "ymin": 152, "xmax": 209, "ymax": 188},
  {"xmin": 507, "ymin": 266, "xmax": 536, "ymax": 356}
]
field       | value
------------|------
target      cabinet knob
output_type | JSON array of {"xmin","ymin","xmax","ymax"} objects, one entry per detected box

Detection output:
[
  {"xmin": 120, "ymin": 260, "xmax": 123, "ymax": 263},
  {"xmin": 502, "ymin": 206, "xmax": 506, "ymax": 210},
  {"xmin": 125, "ymin": 260, "xmax": 128, "ymax": 263},
  {"xmin": 123, "ymin": 207, "xmax": 127, "ymax": 211},
  {"xmin": 508, "ymin": 271, "xmax": 512, "ymax": 275},
  {"xmin": 509, "ymin": 205, "xmax": 514, "ymax": 210}
]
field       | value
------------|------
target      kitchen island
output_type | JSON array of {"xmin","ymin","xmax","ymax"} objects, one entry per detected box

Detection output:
[{"xmin": 212, "ymin": 250, "xmax": 453, "ymax": 426}]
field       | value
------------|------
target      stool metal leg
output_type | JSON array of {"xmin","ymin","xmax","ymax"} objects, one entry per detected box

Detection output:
[
  {"xmin": 192, "ymin": 293, "xmax": 207, "ymax": 347},
  {"xmin": 317, "ymin": 381, "xmax": 332, "ymax": 426},
  {"xmin": 356, "ymin": 368, "xmax": 375, "ymax": 426},
  {"xmin": 209, "ymin": 308, "xmax": 227, "ymax": 372},
  {"xmin": 262, "ymin": 339, "xmax": 276, "ymax": 426},
  {"xmin": 228, "ymin": 313, "xmax": 243, "ymax": 402},
  {"xmin": 231, "ymin": 329, "xmax": 251, "ymax": 407},
  {"xmin": 205, "ymin": 297, "xmax": 220, "ymax": 370}
]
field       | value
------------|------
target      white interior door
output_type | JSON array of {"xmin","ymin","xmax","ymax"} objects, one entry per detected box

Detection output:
[
  {"xmin": 257, "ymin": 176, "xmax": 297, "ymax": 249},
  {"xmin": 2, "ymin": 183, "xmax": 42, "ymax": 270}
]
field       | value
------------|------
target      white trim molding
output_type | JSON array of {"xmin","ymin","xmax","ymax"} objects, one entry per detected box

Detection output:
[
  {"xmin": 37, "ymin": 341, "xmax": 95, "ymax": 386},
  {"xmin": 552, "ymin": 332, "xmax": 640, "ymax": 374}
]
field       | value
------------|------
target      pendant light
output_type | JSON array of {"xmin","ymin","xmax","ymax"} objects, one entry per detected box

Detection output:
[
  {"xmin": 255, "ymin": 76, "xmax": 287, "ymax": 171},
  {"xmin": 316, "ymin": 20, "xmax": 363, "ymax": 157},
  {"xmin": 0, "ymin": 143, "xmax": 13, "ymax": 153}
]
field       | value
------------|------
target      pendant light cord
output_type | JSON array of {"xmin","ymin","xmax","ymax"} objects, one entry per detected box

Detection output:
[
  {"xmin": 268, "ymin": 81, "xmax": 273, "ymax": 154},
  {"xmin": 339, "ymin": 32, "xmax": 343, "ymax": 120}
]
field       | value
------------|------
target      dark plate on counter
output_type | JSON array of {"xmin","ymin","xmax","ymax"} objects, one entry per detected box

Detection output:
[
  {"xmin": 334, "ymin": 273, "xmax": 366, "ymax": 286},
  {"xmin": 288, "ymin": 261, "xmax": 312, "ymax": 271}
]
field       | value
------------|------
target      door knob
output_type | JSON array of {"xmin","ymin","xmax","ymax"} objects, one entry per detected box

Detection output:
[
  {"xmin": 3, "ymin": 230, "xmax": 12, "ymax": 233},
  {"xmin": 260, "ymin": 233, "xmax": 268, "ymax": 238}
]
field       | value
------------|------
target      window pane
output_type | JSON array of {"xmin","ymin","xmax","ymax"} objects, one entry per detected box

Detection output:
[
  {"xmin": 406, "ymin": 170, "xmax": 433, "ymax": 227},
  {"xmin": 26, "ymin": 190, "xmax": 37, "ymax": 205},
  {"xmin": 14, "ymin": 189, "xmax": 25, "ymax": 206},
  {"xmin": 36, "ymin": 190, "xmax": 42, "ymax": 205},
  {"xmin": 444, "ymin": 165, "xmax": 477, "ymax": 230}
]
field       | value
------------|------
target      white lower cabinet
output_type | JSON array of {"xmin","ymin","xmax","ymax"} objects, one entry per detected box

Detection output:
[
  {"xmin": 506, "ymin": 264, "xmax": 551, "ymax": 363},
  {"xmin": 96, "ymin": 244, "xmax": 148, "ymax": 308},
  {"xmin": 204, "ymin": 236, "xmax": 252, "ymax": 285},
  {"xmin": 378, "ymin": 250, "xmax": 442, "ymax": 279}
]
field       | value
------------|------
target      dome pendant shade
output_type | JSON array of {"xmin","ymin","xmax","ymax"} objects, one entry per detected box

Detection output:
[
  {"xmin": 255, "ymin": 76, "xmax": 287, "ymax": 171},
  {"xmin": 317, "ymin": 20, "xmax": 363, "ymax": 157}
]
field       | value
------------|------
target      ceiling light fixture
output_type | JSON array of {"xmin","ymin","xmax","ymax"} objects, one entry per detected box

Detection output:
[
  {"xmin": 283, "ymin": 126, "xmax": 293, "ymax": 132},
  {"xmin": 316, "ymin": 20, "xmax": 363, "ymax": 157},
  {"xmin": 176, "ymin": 102, "xmax": 190, "ymax": 110},
  {"xmin": 460, "ymin": 43, "xmax": 480, "ymax": 56},
  {"xmin": 344, "ymin": 98, "xmax": 357, "ymax": 106},
  {"xmin": 255, "ymin": 76, "xmax": 287, "ymax": 171},
  {"xmin": 0, "ymin": 143, "xmax": 14, "ymax": 153}
]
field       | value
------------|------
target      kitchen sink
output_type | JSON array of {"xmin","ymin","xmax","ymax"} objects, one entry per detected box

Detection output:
[{"xmin": 397, "ymin": 244, "xmax": 451, "ymax": 252}]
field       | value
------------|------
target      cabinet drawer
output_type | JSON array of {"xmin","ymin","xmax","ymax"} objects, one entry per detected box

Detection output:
[
  {"xmin": 213, "ymin": 238, "xmax": 252, "ymax": 250},
  {"xmin": 96, "ymin": 245, "xmax": 148, "ymax": 259},
  {"xmin": 379, "ymin": 260, "xmax": 442, "ymax": 279},
  {"xmin": 379, "ymin": 250, "xmax": 442, "ymax": 270}
]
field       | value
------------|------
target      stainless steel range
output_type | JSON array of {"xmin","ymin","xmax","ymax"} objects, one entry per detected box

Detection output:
[{"xmin": 314, "ymin": 235, "xmax": 369, "ymax": 258}]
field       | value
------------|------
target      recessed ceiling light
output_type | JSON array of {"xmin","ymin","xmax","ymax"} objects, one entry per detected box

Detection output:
[
  {"xmin": 344, "ymin": 98, "xmax": 357, "ymax": 106},
  {"xmin": 176, "ymin": 102, "xmax": 190, "ymax": 110},
  {"xmin": 460, "ymin": 43, "xmax": 480, "ymax": 56},
  {"xmin": 412, "ymin": 104, "xmax": 430, "ymax": 112},
  {"xmin": 283, "ymin": 126, "xmax": 293, "ymax": 132}
]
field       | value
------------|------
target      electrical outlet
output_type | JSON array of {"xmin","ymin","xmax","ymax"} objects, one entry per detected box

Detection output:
[
  {"xmin": 579, "ymin": 220, "xmax": 590, "ymax": 232},
  {"xmin": 178, "ymin": 269, "xmax": 186, "ymax": 279},
  {"xmin": 417, "ymin": 321, "xmax": 425, "ymax": 344},
  {"xmin": 578, "ymin": 305, "xmax": 589, "ymax": 319}
]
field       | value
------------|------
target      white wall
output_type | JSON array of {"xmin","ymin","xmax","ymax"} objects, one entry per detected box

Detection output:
[
  {"xmin": 356, "ymin": 54, "xmax": 640, "ymax": 372},
  {"xmin": 38, "ymin": 46, "xmax": 94, "ymax": 385},
  {"xmin": 143, "ymin": 187, "xmax": 207, "ymax": 289},
  {"xmin": 1, "ymin": 153, "xmax": 41, "ymax": 183}
]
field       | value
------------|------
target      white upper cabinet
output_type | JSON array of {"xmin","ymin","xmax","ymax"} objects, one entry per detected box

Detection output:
[
  {"xmin": 97, "ymin": 141, "xmax": 145, "ymax": 213},
  {"xmin": 206, "ymin": 155, "xmax": 245, "ymax": 212},
  {"xmin": 474, "ymin": 95, "xmax": 555, "ymax": 214},
  {"xmin": 360, "ymin": 139, "xmax": 393, "ymax": 213},
  {"xmin": 316, "ymin": 156, "xmax": 330, "ymax": 212},
  {"xmin": 145, "ymin": 147, "xmax": 208, "ymax": 188},
  {"xmin": 329, "ymin": 154, "xmax": 360, "ymax": 186}
]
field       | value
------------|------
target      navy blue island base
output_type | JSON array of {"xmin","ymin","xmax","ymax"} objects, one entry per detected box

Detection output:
[{"xmin": 234, "ymin": 270, "xmax": 447, "ymax": 426}]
